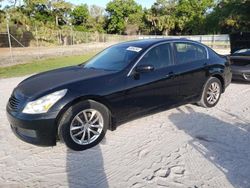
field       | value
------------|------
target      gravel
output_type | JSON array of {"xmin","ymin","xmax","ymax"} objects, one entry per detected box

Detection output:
[{"xmin": 0, "ymin": 76, "xmax": 249, "ymax": 188}]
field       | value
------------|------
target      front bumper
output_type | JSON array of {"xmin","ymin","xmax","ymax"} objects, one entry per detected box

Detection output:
[{"xmin": 6, "ymin": 110, "xmax": 58, "ymax": 146}]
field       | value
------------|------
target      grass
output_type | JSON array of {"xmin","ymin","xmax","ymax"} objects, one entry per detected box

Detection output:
[{"xmin": 0, "ymin": 53, "xmax": 96, "ymax": 78}]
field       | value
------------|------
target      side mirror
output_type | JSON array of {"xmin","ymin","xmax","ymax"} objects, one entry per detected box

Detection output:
[{"xmin": 135, "ymin": 65, "xmax": 154, "ymax": 73}]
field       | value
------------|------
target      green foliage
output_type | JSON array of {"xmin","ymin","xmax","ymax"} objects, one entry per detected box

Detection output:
[
  {"xmin": 206, "ymin": 0, "xmax": 250, "ymax": 34},
  {"xmin": 105, "ymin": 0, "xmax": 143, "ymax": 34},
  {"xmin": 144, "ymin": 0, "xmax": 176, "ymax": 35},
  {"xmin": 71, "ymin": 4, "xmax": 89, "ymax": 26},
  {"xmin": 89, "ymin": 5, "xmax": 105, "ymax": 32},
  {"xmin": 0, "ymin": 0, "xmax": 249, "ymax": 38},
  {"xmin": 51, "ymin": 0, "xmax": 72, "ymax": 26},
  {"xmin": 174, "ymin": 0, "xmax": 214, "ymax": 34}
]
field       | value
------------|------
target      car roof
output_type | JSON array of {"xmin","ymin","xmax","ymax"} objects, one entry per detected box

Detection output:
[{"xmin": 114, "ymin": 38, "xmax": 191, "ymax": 49}]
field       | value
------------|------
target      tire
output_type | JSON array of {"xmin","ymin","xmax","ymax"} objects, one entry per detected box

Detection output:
[
  {"xmin": 198, "ymin": 77, "xmax": 222, "ymax": 108},
  {"xmin": 58, "ymin": 100, "xmax": 109, "ymax": 151}
]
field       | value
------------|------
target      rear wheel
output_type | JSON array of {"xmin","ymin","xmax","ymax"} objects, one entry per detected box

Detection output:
[
  {"xmin": 198, "ymin": 77, "xmax": 222, "ymax": 108},
  {"xmin": 58, "ymin": 100, "xmax": 109, "ymax": 151}
]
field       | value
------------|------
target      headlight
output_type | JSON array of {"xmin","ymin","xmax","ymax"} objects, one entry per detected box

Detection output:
[{"xmin": 22, "ymin": 89, "xmax": 67, "ymax": 114}]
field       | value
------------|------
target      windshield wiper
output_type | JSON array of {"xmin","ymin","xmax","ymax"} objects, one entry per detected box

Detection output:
[{"xmin": 86, "ymin": 67, "xmax": 99, "ymax": 70}]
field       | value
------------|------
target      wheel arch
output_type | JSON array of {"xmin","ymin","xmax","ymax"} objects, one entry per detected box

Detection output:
[
  {"xmin": 211, "ymin": 74, "xmax": 225, "ymax": 93},
  {"xmin": 55, "ymin": 95, "xmax": 116, "ymax": 134},
  {"xmin": 198, "ymin": 75, "xmax": 223, "ymax": 108}
]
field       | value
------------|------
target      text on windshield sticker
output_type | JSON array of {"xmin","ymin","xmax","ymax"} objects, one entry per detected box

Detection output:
[{"xmin": 126, "ymin": 46, "xmax": 142, "ymax": 52}]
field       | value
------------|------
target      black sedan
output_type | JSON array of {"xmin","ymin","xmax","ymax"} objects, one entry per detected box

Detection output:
[
  {"xmin": 230, "ymin": 49, "xmax": 250, "ymax": 81},
  {"xmin": 6, "ymin": 39, "xmax": 232, "ymax": 151}
]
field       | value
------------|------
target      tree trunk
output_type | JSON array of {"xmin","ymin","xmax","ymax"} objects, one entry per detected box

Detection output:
[
  {"xmin": 164, "ymin": 29, "xmax": 169, "ymax": 36},
  {"xmin": 55, "ymin": 15, "xmax": 59, "ymax": 26}
]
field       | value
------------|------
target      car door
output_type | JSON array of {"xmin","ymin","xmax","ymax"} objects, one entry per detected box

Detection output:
[
  {"xmin": 122, "ymin": 42, "xmax": 180, "ymax": 118},
  {"xmin": 173, "ymin": 42, "xmax": 209, "ymax": 101}
]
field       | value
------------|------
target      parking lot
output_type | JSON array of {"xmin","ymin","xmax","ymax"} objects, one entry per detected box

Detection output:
[{"xmin": 0, "ymin": 76, "xmax": 250, "ymax": 188}]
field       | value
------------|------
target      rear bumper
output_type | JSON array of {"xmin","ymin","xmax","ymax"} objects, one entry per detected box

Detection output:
[
  {"xmin": 225, "ymin": 71, "xmax": 232, "ymax": 89},
  {"xmin": 6, "ymin": 110, "xmax": 58, "ymax": 146}
]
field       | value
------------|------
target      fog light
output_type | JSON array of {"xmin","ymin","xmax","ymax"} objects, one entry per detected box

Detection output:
[{"xmin": 16, "ymin": 127, "xmax": 37, "ymax": 138}]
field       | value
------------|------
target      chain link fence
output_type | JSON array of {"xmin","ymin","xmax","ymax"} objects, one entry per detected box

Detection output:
[
  {"xmin": 0, "ymin": 23, "xmax": 230, "ymax": 67},
  {"xmin": 139, "ymin": 35, "xmax": 230, "ymax": 49}
]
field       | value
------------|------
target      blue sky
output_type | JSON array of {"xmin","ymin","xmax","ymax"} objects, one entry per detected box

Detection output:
[{"xmin": 1, "ymin": 0, "xmax": 155, "ymax": 8}]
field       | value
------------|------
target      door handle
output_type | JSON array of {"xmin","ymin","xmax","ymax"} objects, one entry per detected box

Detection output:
[{"xmin": 165, "ymin": 71, "xmax": 174, "ymax": 78}]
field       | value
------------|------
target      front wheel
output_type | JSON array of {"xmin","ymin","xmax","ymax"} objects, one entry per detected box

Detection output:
[
  {"xmin": 198, "ymin": 77, "xmax": 222, "ymax": 108},
  {"xmin": 58, "ymin": 100, "xmax": 109, "ymax": 151}
]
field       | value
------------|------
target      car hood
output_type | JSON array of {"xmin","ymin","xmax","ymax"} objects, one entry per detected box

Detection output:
[{"xmin": 15, "ymin": 66, "xmax": 115, "ymax": 98}]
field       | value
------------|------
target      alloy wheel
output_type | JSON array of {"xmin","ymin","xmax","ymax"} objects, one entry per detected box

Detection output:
[
  {"xmin": 70, "ymin": 109, "xmax": 104, "ymax": 145},
  {"xmin": 206, "ymin": 82, "xmax": 221, "ymax": 105}
]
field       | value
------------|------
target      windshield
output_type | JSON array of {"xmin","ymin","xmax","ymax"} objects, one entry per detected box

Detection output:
[
  {"xmin": 233, "ymin": 49, "xmax": 250, "ymax": 56},
  {"xmin": 84, "ymin": 45, "xmax": 143, "ymax": 71}
]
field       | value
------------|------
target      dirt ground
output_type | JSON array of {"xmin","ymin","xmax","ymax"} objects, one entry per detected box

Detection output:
[{"xmin": 0, "ymin": 75, "xmax": 250, "ymax": 188}]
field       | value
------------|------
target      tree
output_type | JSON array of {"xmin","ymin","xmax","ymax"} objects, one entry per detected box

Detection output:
[
  {"xmin": 174, "ymin": 0, "xmax": 214, "ymax": 34},
  {"xmin": 1, "ymin": 0, "xmax": 250, "ymax": 37},
  {"xmin": 0, "ymin": 0, "xmax": 4, "ymax": 17},
  {"xmin": 21, "ymin": 0, "xmax": 54, "ymax": 26},
  {"xmin": 51, "ymin": 0, "xmax": 72, "ymax": 26},
  {"xmin": 23, "ymin": 0, "xmax": 49, "ymax": 14},
  {"xmin": 206, "ymin": 0, "xmax": 250, "ymax": 34},
  {"xmin": 88, "ymin": 5, "xmax": 105, "ymax": 32},
  {"xmin": 144, "ymin": 0, "xmax": 176, "ymax": 35},
  {"xmin": 71, "ymin": 4, "xmax": 89, "ymax": 25},
  {"xmin": 90, "ymin": 5, "xmax": 104, "ymax": 19},
  {"xmin": 7, "ymin": 0, "xmax": 20, "ymax": 7},
  {"xmin": 105, "ymin": 0, "xmax": 143, "ymax": 34},
  {"xmin": 0, "ymin": 0, "xmax": 5, "ymax": 8}
]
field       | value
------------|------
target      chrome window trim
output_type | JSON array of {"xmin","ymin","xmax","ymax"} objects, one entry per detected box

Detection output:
[{"xmin": 127, "ymin": 40, "xmax": 209, "ymax": 77}]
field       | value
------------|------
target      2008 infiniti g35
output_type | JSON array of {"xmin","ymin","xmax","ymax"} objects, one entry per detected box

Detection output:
[{"xmin": 6, "ymin": 39, "xmax": 232, "ymax": 151}]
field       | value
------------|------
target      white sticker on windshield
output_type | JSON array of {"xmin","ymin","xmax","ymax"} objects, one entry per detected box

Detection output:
[{"xmin": 126, "ymin": 46, "xmax": 142, "ymax": 52}]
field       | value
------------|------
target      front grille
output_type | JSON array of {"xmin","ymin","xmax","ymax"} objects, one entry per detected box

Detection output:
[{"xmin": 8, "ymin": 94, "xmax": 21, "ymax": 111}]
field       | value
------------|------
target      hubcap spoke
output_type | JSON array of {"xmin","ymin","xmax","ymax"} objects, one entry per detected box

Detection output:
[
  {"xmin": 207, "ymin": 95, "xmax": 212, "ymax": 101},
  {"xmin": 76, "ymin": 116, "xmax": 84, "ymax": 124},
  {"xmin": 80, "ymin": 128, "xmax": 86, "ymax": 142},
  {"xmin": 90, "ymin": 116, "xmax": 99, "ymax": 124},
  {"xmin": 89, "ymin": 110, "xmax": 97, "ymax": 122},
  {"xmin": 206, "ymin": 82, "xmax": 220, "ymax": 105},
  {"xmin": 73, "ymin": 129, "xmax": 85, "ymax": 137},
  {"xmin": 70, "ymin": 126, "xmax": 83, "ymax": 131},
  {"xmin": 89, "ymin": 128, "xmax": 100, "ymax": 135},
  {"xmin": 90, "ymin": 124, "xmax": 102, "ymax": 128},
  {"xmin": 87, "ymin": 129, "xmax": 91, "ymax": 143},
  {"xmin": 70, "ymin": 109, "xmax": 104, "ymax": 145},
  {"xmin": 82, "ymin": 111, "xmax": 88, "ymax": 122}
]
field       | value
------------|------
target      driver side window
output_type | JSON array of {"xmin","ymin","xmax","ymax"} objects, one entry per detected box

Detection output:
[{"xmin": 138, "ymin": 43, "xmax": 172, "ymax": 69}]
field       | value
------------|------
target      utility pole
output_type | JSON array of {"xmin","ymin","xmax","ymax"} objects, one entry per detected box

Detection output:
[
  {"xmin": 6, "ymin": 13, "xmax": 14, "ymax": 64},
  {"xmin": 70, "ymin": 23, "xmax": 73, "ymax": 45}
]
